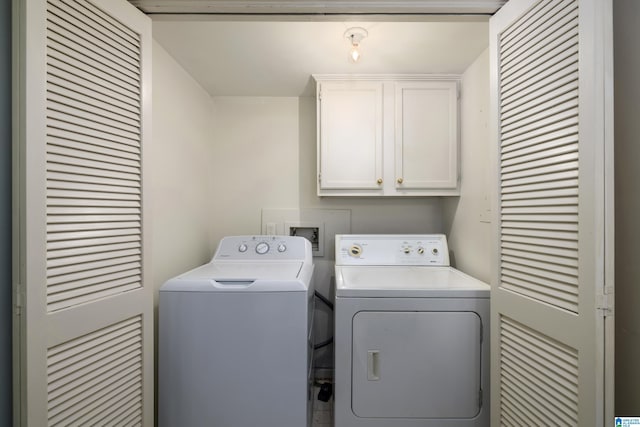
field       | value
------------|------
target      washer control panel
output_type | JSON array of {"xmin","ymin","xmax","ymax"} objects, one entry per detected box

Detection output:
[
  {"xmin": 336, "ymin": 234, "xmax": 450, "ymax": 266},
  {"xmin": 214, "ymin": 235, "xmax": 311, "ymax": 261}
]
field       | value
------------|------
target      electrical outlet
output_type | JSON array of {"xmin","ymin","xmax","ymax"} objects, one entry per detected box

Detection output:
[{"xmin": 265, "ymin": 222, "xmax": 277, "ymax": 235}]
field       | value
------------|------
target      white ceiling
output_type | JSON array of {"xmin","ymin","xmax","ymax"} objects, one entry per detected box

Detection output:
[{"xmin": 152, "ymin": 19, "xmax": 489, "ymax": 96}]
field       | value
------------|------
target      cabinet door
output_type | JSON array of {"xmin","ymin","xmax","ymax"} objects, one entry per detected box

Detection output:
[
  {"xmin": 395, "ymin": 81, "xmax": 459, "ymax": 191},
  {"xmin": 318, "ymin": 81, "xmax": 383, "ymax": 192}
]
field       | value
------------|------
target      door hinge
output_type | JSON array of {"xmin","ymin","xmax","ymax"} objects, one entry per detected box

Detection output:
[
  {"xmin": 318, "ymin": 173, "xmax": 321, "ymax": 183},
  {"xmin": 596, "ymin": 288, "xmax": 614, "ymax": 317},
  {"xmin": 478, "ymin": 388, "xmax": 483, "ymax": 408},
  {"xmin": 318, "ymin": 91, "xmax": 322, "ymax": 101},
  {"xmin": 14, "ymin": 282, "xmax": 24, "ymax": 316}
]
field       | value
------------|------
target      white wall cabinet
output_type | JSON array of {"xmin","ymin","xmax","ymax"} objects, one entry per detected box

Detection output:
[
  {"xmin": 315, "ymin": 75, "xmax": 460, "ymax": 196},
  {"xmin": 317, "ymin": 80, "xmax": 384, "ymax": 191}
]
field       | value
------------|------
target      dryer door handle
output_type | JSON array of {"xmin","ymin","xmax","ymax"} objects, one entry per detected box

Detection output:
[{"xmin": 367, "ymin": 350, "xmax": 380, "ymax": 381}]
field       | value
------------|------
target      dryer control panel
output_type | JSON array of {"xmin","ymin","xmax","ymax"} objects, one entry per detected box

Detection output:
[{"xmin": 335, "ymin": 234, "xmax": 450, "ymax": 266}]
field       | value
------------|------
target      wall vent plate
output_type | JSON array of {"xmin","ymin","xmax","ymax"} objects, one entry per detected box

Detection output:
[
  {"xmin": 286, "ymin": 223, "xmax": 323, "ymax": 257},
  {"xmin": 260, "ymin": 208, "xmax": 351, "ymax": 260}
]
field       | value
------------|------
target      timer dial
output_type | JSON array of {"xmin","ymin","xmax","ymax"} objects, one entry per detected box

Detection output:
[
  {"xmin": 349, "ymin": 245, "xmax": 363, "ymax": 257},
  {"xmin": 255, "ymin": 242, "xmax": 270, "ymax": 254}
]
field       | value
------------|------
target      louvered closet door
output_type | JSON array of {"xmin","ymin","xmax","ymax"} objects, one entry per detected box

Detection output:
[
  {"xmin": 489, "ymin": 0, "xmax": 614, "ymax": 425},
  {"xmin": 14, "ymin": 0, "xmax": 153, "ymax": 425}
]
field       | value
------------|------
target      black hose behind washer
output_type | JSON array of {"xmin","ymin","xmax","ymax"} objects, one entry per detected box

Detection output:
[{"xmin": 313, "ymin": 290, "xmax": 334, "ymax": 350}]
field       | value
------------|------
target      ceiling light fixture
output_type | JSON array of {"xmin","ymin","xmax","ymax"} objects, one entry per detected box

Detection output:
[{"xmin": 344, "ymin": 27, "xmax": 368, "ymax": 63}]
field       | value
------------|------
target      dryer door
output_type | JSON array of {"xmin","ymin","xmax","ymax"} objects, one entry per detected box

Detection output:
[{"xmin": 352, "ymin": 311, "xmax": 482, "ymax": 419}]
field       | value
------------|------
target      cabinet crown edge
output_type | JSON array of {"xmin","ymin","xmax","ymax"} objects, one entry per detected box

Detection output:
[{"xmin": 312, "ymin": 73, "xmax": 461, "ymax": 82}]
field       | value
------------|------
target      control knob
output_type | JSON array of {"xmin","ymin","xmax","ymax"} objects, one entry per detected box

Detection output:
[
  {"xmin": 277, "ymin": 244, "xmax": 287, "ymax": 253},
  {"xmin": 255, "ymin": 242, "xmax": 270, "ymax": 254},
  {"xmin": 349, "ymin": 245, "xmax": 363, "ymax": 257}
]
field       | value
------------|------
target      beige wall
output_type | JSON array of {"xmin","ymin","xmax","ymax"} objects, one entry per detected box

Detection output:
[
  {"xmin": 443, "ymin": 49, "xmax": 491, "ymax": 283},
  {"xmin": 209, "ymin": 97, "xmax": 302, "ymax": 246},
  {"xmin": 150, "ymin": 40, "xmax": 215, "ymax": 297},
  {"xmin": 614, "ymin": 0, "xmax": 640, "ymax": 415}
]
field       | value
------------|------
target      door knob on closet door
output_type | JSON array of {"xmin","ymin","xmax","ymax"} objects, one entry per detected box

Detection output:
[
  {"xmin": 377, "ymin": 178, "xmax": 383, "ymax": 185},
  {"xmin": 397, "ymin": 178, "xmax": 404, "ymax": 184}
]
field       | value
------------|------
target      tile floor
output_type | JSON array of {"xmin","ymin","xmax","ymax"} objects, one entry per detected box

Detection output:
[{"xmin": 312, "ymin": 383, "xmax": 334, "ymax": 427}]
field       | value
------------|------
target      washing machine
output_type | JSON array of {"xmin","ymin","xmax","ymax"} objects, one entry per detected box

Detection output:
[
  {"xmin": 158, "ymin": 235, "xmax": 315, "ymax": 427},
  {"xmin": 334, "ymin": 234, "xmax": 490, "ymax": 427}
]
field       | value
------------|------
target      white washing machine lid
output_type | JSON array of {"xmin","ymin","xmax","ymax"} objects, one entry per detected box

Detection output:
[
  {"xmin": 161, "ymin": 261, "xmax": 308, "ymax": 292},
  {"xmin": 335, "ymin": 266, "xmax": 490, "ymax": 298}
]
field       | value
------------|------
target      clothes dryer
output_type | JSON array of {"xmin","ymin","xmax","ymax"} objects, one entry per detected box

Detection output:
[
  {"xmin": 159, "ymin": 235, "xmax": 315, "ymax": 427},
  {"xmin": 334, "ymin": 234, "xmax": 490, "ymax": 427}
]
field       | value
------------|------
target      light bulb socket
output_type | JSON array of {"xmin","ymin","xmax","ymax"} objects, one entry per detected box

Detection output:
[
  {"xmin": 344, "ymin": 27, "xmax": 368, "ymax": 46},
  {"xmin": 344, "ymin": 27, "xmax": 368, "ymax": 63}
]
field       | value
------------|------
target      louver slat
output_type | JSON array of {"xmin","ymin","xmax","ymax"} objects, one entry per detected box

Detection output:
[
  {"xmin": 55, "ymin": 0, "xmax": 139, "ymax": 55},
  {"xmin": 499, "ymin": 0, "xmax": 573, "ymax": 58},
  {"xmin": 47, "ymin": 90, "xmax": 140, "ymax": 131},
  {"xmin": 500, "ymin": 0, "xmax": 577, "ymax": 70},
  {"xmin": 502, "ymin": 135, "xmax": 577, "ymax": 164},
  {"xmin": 47, "ymin": 110, "xmax": 139, "ymax": 141},
  {"xmin": 47, "ymin": 127, "xmax": 141, "ymax": 154},
  {"xmin": 47, "ymin": 131, "xmax": 140, "ymax": 161},
  {"xmin": 47, "ymin": 316, "xmax": 143, "ymax": 426},
  {"xmin": 501, "ymin": 108, "xmax": 577, "ymax": 143},
  {"xmin": 500, "ymin": 3, "xmax": 578, "ymax": 81},
  {"xmin": 501, "ymin": 30, "xmax": 577, "ymax": 97},
  {"xmin": 47, "ymin": 84, "xmax": 139, "ymax": 125},
  {"xmin": 47, "ymin": 68, "xmax": 139, "ymax": 112},
  {"xmin": 501, "ymin": 62, "xmax": 576, "ymax": 111},
  {"xmin": 47, "ymin": 43, "xmax": 139, "ymax": 96},
  {"xmin": 45, "ymin": 0, "xmax": 142, "ymax": 315},
  {"xmin": 47, "ymin": 0, "xmax": 139, "ymax": 69},
  {"xmin": 46, "ymin": 34, "xmax": 139, "ymax": 89},
  {"xmin": 499, "ymin": 0, "xmax": 579, "ymax": 312},
  {"xmin": 46, "ymin": 147, "xmax": 140, "ymax": 171},
  {"xmin": 501, "ymin": 88, "xmax": 577, "ymax": 130},
  {"xmin": 57, "ymin": 0, "xmax": 138, "ymax": 45},
  {"xmin": 499, "ymin": 316, "xmax": 579, "ymax": 424}
]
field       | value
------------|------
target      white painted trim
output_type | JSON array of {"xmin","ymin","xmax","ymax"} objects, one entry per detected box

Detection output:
[
  {"xmin": 130, "ymin": 0, "xmax": 507, "ymax": 14},
  {"xmin": 313, "ymin": 74, "xmax": 461, "ymax": 82},
  {"xmin": 598, "ymin": 0, "xmax": 615, "ymax": 422}
]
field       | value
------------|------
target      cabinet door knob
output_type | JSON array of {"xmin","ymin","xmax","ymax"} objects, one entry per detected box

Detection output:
[
  {"xmin": 377, "ymin": 178, "xmax": 383, "ymax": 185},
  {"xmin": 397, "ymin": 177, "xmax": 404, "ymax": 184}
]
